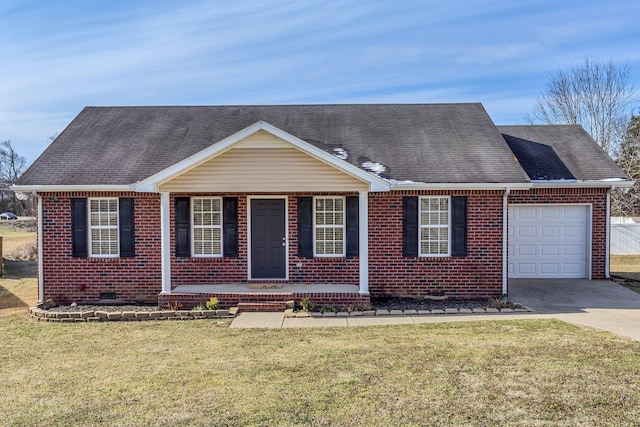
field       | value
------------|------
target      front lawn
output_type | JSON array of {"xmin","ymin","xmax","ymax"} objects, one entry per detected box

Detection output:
[{"xmin": 1, "ymin": 316, "xmax": 639, "ymax": 426}]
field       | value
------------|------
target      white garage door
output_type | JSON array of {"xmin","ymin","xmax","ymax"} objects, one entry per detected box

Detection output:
[{"xmin": 508, "ymin": 205, "xmax": 588, "ymax": 278}]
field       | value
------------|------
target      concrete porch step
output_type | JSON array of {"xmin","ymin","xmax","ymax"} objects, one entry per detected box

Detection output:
[{"xmin": 237, "ymin": 301, "xmax": 287, "ymax": 312}]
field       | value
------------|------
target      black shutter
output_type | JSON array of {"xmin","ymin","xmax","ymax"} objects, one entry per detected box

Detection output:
[
  {"xmin": 345, "ymin": 196, "xmax": 359, "ymax": 257},
  {"xmin": 119, "ymin": 198, "xmax": 135, "ymax": 257},
  {"xmin": 403, "ymin": 196, "xmax": 418, "ymax": 257},
  {"xmin": 71, "ymin": 198, "xmax": 87, "ymax": 257},
  {"xmin": 297, "ymin": 197, "xmax": 313, "ymax": 258},
  {"xmin": 223, "ymin": 197, "xmax": 238, "ymax": 257},
  {"xmin": 175, "ymin": 197, "xmax": 190, "ymax": 257},
  {"xmin": 451, "ymin": 196, "xmax": 467, "ymax": 257}
]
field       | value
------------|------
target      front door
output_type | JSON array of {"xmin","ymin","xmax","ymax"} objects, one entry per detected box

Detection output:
[{"xmin": 250, "ymin": 198, "xmax": 286, "ymax": 279}]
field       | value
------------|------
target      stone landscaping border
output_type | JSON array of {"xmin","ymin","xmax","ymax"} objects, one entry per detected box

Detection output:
[
  {"xmin": 28, "ymin": 306, "xmax": 235, "ymax": 323},
  {"xmin": 28, "ymin": 304, "xmax": 535, "ymax": 323},
  {"xmin": 284, "ymin": 306, "xmax": 535, "ymax": 318}
]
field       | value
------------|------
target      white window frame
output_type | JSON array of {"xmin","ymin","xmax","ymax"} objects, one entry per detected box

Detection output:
[
  {"xmin": 88, "ymin": 197, "xmax": 120, "ymax": 258},
  {"xmin": 313, "ymin": 196, "xmax": 346, "ymax": 258},
  {"xmin": 419, "ymin": 196, "xmax": 451, "ymax": 257},
  {"xmin": 191, "ymin": 197, "xmax": 223, "ymax": 258}
]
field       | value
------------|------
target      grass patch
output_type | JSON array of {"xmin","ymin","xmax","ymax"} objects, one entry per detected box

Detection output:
[
  {"xmin": 1, "ymin": 317, "xmax": 639, "ymax": 425},
  {"xmin": 1, "ymin": 222, "xmax": 37, "ymax": 316},
  {"xmin": 610, "ymin": 254, "xmax": 640, "ymax": 293}
]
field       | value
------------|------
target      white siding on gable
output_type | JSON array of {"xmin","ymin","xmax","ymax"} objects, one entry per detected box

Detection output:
[{"xmin": 158, "ymin": 131, "xmax": 368, "ymax": 192}]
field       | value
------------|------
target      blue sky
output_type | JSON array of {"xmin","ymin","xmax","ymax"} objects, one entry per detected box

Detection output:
[{"xmin": 2, "ymin": 0, "xmax": 639, "ymax": 163}]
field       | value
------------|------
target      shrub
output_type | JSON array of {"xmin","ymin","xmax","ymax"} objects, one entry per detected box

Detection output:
[
  {"xmin": 299, "ymin": 297, "xmax": 315, "ymax": 312},
  {"xmin": 206, "ymin": 297, "xmax": 220, "ymax": 310}
]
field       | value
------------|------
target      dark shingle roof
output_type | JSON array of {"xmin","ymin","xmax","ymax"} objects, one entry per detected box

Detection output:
[
  {"xmin": 498, "ymin": 125, "xmax": 627, "ymax": 181},
  {"xmin": 18, "ymin": 104, "xmax": 531, "ymax": 186}
]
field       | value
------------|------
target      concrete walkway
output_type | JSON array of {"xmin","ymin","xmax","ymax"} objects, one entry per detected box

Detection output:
[
  {"xmin": 230, "ymin": 279, "xmax": 640, "ymax": 342},
  {"xmin": 229, "ymin": 311, "xmax": 547, "ymax": 329}
]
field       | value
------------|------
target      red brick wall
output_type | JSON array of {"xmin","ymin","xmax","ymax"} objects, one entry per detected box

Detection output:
[
  {"xmin": 39, "ymin": 188, "xmax": 609, "ymax": 305},
  {"xmin": 40, "ymin": 192, "xmax": 162, "ymax": 305},
  {"xmin": 368, "ymin": 190, "xmax": 504, "ymax": 298},
  {"xmin": 169, "ymin": 193, "xmax": 359, "ymax": 288},
  {"xmin": 508, "ymin": 187, "xmax": 608, "ymax": 280}
]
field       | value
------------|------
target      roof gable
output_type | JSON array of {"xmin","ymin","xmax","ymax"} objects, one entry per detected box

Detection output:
[{"xmin": 137, "ymin": 121, "xmax": 388, "ymax": 192}]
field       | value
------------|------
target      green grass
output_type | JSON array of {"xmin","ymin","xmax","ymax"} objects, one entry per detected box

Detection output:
[{"xmin": 1, "ymin": 317, "xmax": 639, "ymax": 426}]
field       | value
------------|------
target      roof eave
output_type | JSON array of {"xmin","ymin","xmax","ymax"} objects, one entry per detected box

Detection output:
[
  {"xmin": 11, "ymin": 184, "xmax": 134, "ymax": 193},
  {"xmin": 530, "ymin": 179, "xmax": 634, "ymax": 188},
  {"xmin": 390, "ymin": 181, "xmax": 532, "ymax": 190}
]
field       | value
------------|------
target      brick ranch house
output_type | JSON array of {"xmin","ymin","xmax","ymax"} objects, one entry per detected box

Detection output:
[{"xmin": 14, "ymin": 104, "xmax": 631, "ymax": 309}]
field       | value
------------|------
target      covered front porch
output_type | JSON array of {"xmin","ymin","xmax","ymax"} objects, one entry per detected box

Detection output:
[
  {"xmin": 141, "ymin": 122, "xmax": 390, "ymax": 311},
  {"xmin": 158, "ymin": 283, "xmax": 369, "ymax": 311}
]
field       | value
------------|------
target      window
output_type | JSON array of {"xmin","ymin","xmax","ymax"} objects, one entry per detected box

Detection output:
[
  {"xmin": 419, "ymin": 196, "xmax": 450, "ymax": 256},
  {"xmin": 314, "ymin": 197, "xmax": 345, "ymax": 256},
  {"xmin": 89, "ymin": 198, "xmax": 119, "ymax": 257},
  {"xmin": 192, "ymin": 197, "xmax": 223, "ymax": 257}
]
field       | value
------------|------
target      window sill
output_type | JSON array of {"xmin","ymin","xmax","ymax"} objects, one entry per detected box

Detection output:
[
  {"xmin": 88, "ymin": 257, "xmax": 121, "ymax": 264},
  {"xmin": 179, "ymin": 256, "xmax": 227, "ymax": 262},
  {"xmin": 313, "ymin": 256, "xmax": 351, "ymax": 262}
]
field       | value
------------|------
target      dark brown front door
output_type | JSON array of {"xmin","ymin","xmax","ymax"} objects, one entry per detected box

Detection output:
[{"xmin": 250, "ymin": 199, "xmax": 286, "ymax": 279}]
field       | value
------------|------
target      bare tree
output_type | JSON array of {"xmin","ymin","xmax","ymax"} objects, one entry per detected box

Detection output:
[
  {"xmin": 612, "ymin": 115, "xmax": 640, "ymax": 216},
  {"xmin": 526, "ymin": 57, "xmax": 635, "ymax": 156},
  {"xmin": 0, "ymin": 140, "xmax": 28, "ymax": 214}
]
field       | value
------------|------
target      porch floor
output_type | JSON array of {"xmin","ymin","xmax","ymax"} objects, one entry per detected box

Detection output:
[
  {"xmin": 171, "ymin": 283, "xmax": 360, "ymax": 294},
  {"xmin": 160, "ymin": 283, "xmax": 368, "ymax": 310}
]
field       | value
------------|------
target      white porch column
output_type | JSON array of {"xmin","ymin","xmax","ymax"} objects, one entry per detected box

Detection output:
[
  {"xmin": 160, "ymin": 192, "xmax": 171, "ymax": 294},
  {"xmin": 358, "ymin": 191, "xmax": 369, "ymax": 295}
]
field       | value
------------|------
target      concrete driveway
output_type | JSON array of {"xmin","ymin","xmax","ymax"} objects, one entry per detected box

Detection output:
[{"xmin": 509, "ymin": 279, "xmax": 640, "ymax": 341}]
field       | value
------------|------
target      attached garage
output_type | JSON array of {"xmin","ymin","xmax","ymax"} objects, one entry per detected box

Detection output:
[{"xmin": 508, "ymin": 205, "xmax": 590, "ymax": 279}]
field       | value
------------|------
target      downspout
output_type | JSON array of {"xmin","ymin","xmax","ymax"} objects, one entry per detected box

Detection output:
[
  {"xmin": 502, "ymin": 187, "xmax": 510, "ymax": 296},
  {"xmin": 37, "ymin": 194, "xmax": 44, "ymax": 303},
  {"xmin": 605, "ymin": 186, "xmax": 612, "ymax": 279}
]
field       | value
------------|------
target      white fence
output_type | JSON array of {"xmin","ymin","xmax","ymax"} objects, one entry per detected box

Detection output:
[{"xmin": 611, "ymin": 217, "xmax": 640, "ymax": 255}]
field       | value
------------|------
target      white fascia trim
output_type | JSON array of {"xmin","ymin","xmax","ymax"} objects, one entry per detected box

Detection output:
[
  {"xmin": 11, "ymin": 184, "xmax": 133, "ymax": 193},
  {"xmin": 134, "ymin": 120, "xmax": 391, "ymax": 193},
  {"xmin": 391, "ymin": 181, "xmax": 531, "ymax": 191},
  {"xmin": 530, "ymin": 180, "xmax": 634, "ymax": 189}
]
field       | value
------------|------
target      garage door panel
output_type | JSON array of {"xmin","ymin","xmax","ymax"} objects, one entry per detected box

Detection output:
[
  {"xmin": 540, "ymin": 245, "xmax": 559, "ymax": 256},
  {"xmin": 517, "ymin": 226, "xmax": 536, "ymax": 237},
  {"xmin": 540, "ymin": 263, "xmax": 559, "ymax": 275},
  {"xmin": 516, "ymin": 263, "xmax": 536, "ymax": 275},
  {"xmin": 563, "ymin": 244, "xmax": 583, "ymax": 256},
  {"xmin": 516, "ymin": 207, "xmax": 537, "ymax": 219},
  {"xmin": 563, "ymin": 206, "xmax": 588, "ymax": 220},
  {"xmin": 562, "ymin": 263, "xmax": 585, "ymax": 276},
  {"xmin": 508, "ymin": 206, "xmax": 587, "ymax": 279},
  {"xmin": 541, "ymin": 226, "xmax": 560, "ymax": 237},
  {"xmin": 563, "ymin": 225, "xmax": 584, "ymax": 238},
  {"xmin": 517, "ymin": 244, "xmax": 536, "ymax": 256},
  {"xmin": 541, "ymin": 209, "xmax": 560, "ymax": 219}
]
